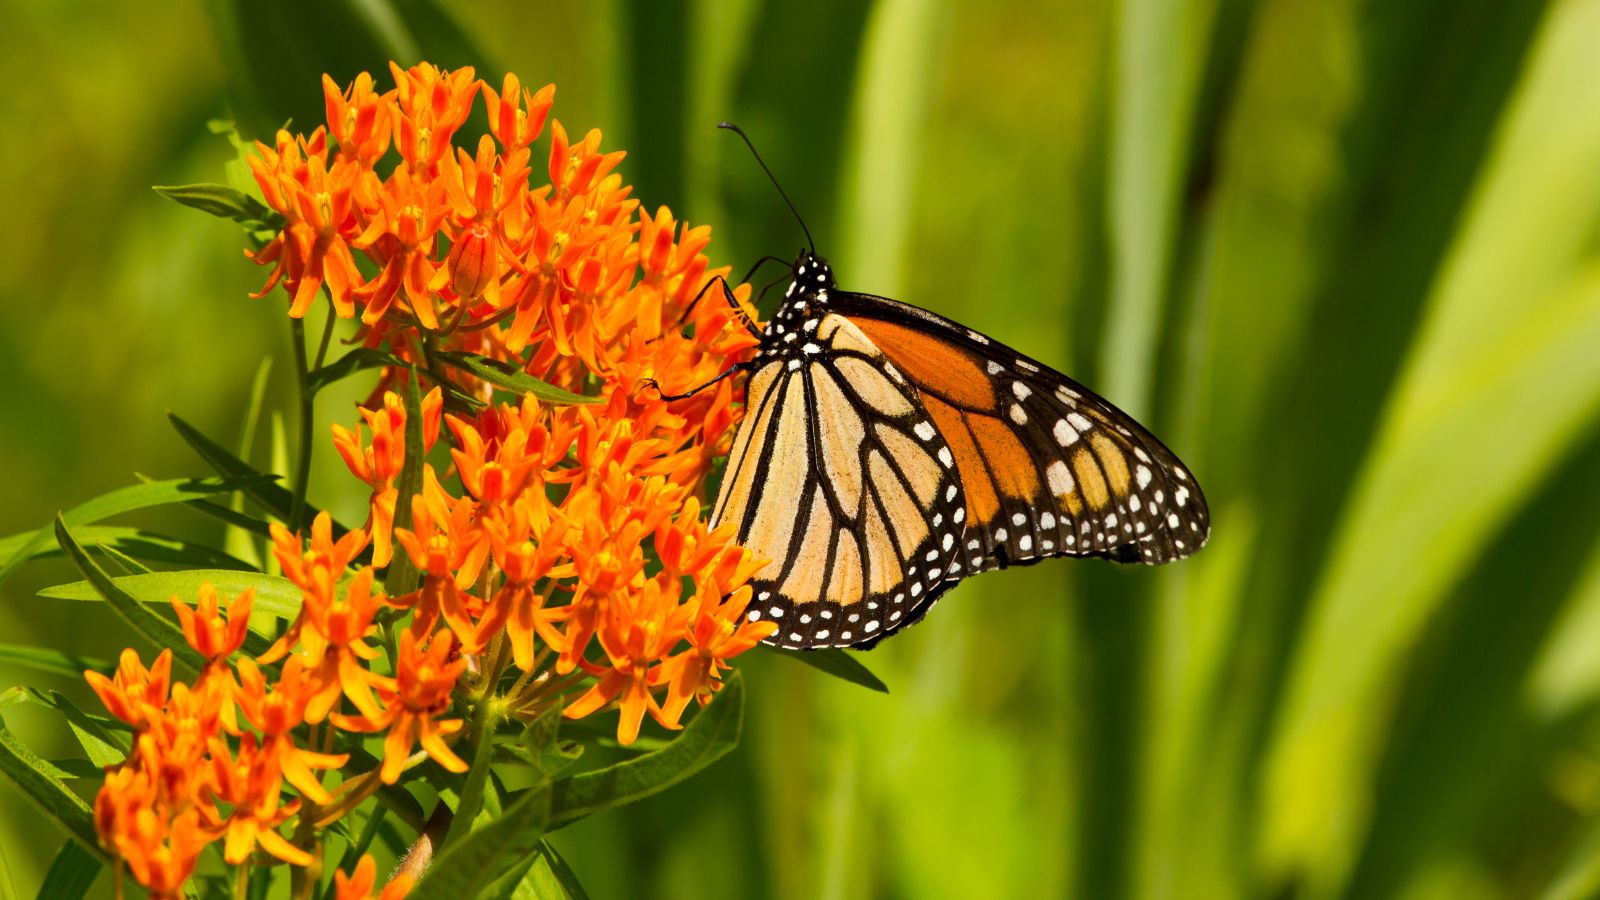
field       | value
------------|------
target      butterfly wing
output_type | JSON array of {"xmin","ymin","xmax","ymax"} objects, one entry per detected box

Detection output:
[
  {"xmin": 833, "ymin": 291, "xmax": 1210, "ymax": 571},
  {"xmin": 711, "ymin": 313, "xmax": 970, "ymax": 649}
]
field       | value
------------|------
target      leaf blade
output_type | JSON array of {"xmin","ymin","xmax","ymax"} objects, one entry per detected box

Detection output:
[{"xmin": 548, "ymin": 671, "xmax": 744, "ymax": 829}]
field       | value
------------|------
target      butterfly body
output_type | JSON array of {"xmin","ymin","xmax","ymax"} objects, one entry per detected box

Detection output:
[{"xmin": 707, "ymin": 251, "xmax": 1209, "ymax": 650}]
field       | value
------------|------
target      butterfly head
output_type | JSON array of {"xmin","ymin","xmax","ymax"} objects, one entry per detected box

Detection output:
[{"xmin": 790, "ymin": 250, "xmax": 835, "ymax": 296}]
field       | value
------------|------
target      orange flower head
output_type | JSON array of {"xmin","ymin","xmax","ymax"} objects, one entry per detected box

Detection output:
[
  {"xmin": 324, "ymin": 71, "xmax": 395, "ymax": 166},
  {"xmin": 391, "ymin": 466, "xmax": 490, "ymax": 645},
  {"xmin": 333, "ymin": 630, "xmax": 467, "ymax": 783},
  {"xmin": 272, "ymin": 512, "xmax": 369, "ymax": 608},
  {"xmin": 247, "ymin": 132, "xmax": 366, "ymax": 318},
  {"xmin": 172, "ymin": 584, "xmax": 253, "ymax": 663},
  {"xmin": 390, "ymin": 61, "xmax": 479, "ymax": 172},
  {"xmin": 203, "ymin": 732, "xmax": 313, "ymax": 866},
  {"xmin": 483, "ymin": 73, "xmax": 554, "ymax": 152},
  {"xmin": 563, "ymin": 576, "xmax": 685, "ymax": 744},
  {"xmin": 233, "ymin": 658, "xmax": 348, "ymax": 802},
  {"xmin": 85, "ymin": 648, "xmax": 173, "ymax": 730}
]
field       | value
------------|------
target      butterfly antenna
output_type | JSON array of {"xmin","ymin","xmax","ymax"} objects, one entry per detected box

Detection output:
[{"xmin": 718, "ymin": 121, "xmax": 815, "ymax": 254}]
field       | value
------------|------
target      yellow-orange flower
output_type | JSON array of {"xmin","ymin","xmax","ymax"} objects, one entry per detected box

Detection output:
[
  {"xmin": 390, "ymin": 467, "xmax": 490, "ymax": 646},
  {"xmin": 202, "ymin": 733, "xmax": 312, "ymax": 866},
  {"xmin": 659, "ymin": 583, "xmax": 775, "ymax": 722},
  {"xmin": 333, "ymin": 630, "xmax": 467, "ymax": 783},
  {"xmin": 85, "ymin": 648, "xmax": 172, "ymax": 730},
  {"xmin": 234, "ymin": 658, "xmax": 349, "ymax": 803},
  {"xmin": 172, "ymin": 584, "xmax": 253, "ymax": 662},
  {"xmin": 332, "ymin": 387, "xmax": 442, "ymax": 566},
  {"xmin": 563, "ymin": 575, "xmax": 688, "ymax": 744}
]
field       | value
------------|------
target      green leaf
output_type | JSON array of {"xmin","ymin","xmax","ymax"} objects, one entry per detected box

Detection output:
[
  {"xmin": 548, "ymin": 671, "xmax": 744, "ymax": 829},
  {"xmin": 94, "ymin": 541, "xmax": 151, "ymax": 576},
  {"xmin": 39, "ymin": 569, "xmax": 301, "ymax": 621},
  {"xmin": 764, "ymin": 646, "xmax": 890, "ymax": 694},
  {"xmin": 6, "ymin": 526, "xmax": 254, "ymax": 573},
  {"xmin": 433, "ymin": 352, "xmax": 599, "ymax": 405},
  {"xmin": 49, "ymin": 692, "xmax": 131, "ymax": 768},
  {"xmin": 484, "ymin": 840, "xmax": 591, "ymax": 900},
  {"xmin": 409, "ymin": 780, "xmax": 553, "ymax": 900},
  {"xmin": 0, "ymin": 720, "xmax": 106, "ymax": 863},
  {"xmin": 53, "ymin": 517, "xmax": 205, "ymax": 678},
  {"xmin": 0, "ymin": 476, "xmax": 276, "ymax": 587},
  {"xmin": 305, "ymin": 348, "xmax": 408, "ymax": 396},
  {"xmin": 168, "ymin": 413, "xmax": 354, "ymax": 541},
  {"xmin": 0, "ymin": 645, "xmax": 111, "ymax": 680},
  {"xmin": 153, "ymin": 182, "xmax": 281, "ymax": 232},
  {"xmin": 385, "ymin": 370, "xmax": 426, "ymax": 597},
  {"xmin": 36, "ymin": 840, "xmax": 102, "ymax": 900},
  {"xmin": 0, "ymin": 688, "xmax": 130, "ymax": 770},
  {"xmin": 226, "ymin": 356, "xmax": 275, "ymax": 569}
]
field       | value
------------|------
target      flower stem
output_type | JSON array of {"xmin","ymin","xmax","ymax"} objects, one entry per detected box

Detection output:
[
  {"xmin": 290, "ymin": 315, "xmax": 313, "ymax": 532},
  {"xmin": 312, "ymin": 303, "xmax": 337, "ymax": 371}
]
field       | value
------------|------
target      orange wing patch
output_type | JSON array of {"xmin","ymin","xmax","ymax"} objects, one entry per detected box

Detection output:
[
  {"xmin": 967, "ymin": 413, "xmax": 1041, "ymax": 502},
  {"xmin": 853, "ymin": 318, "xmax": 996, "ymax": 411},
  {"xmin": 923, "ymin": 394, "xmax": 1001, "ymax": 527}
]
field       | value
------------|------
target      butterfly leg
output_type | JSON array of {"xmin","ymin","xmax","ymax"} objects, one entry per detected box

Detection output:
[
  {"xmin": 674, "ymin": 274, "xmax": 765, "ymax": 339},
  {"xmin": 644, "ymin": 361, "xmax": 754, "ymax": 402}
]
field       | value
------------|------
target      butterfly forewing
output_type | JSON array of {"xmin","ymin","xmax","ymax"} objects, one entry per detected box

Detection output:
[
  {"xmin": 835, "ymin": 292, "xmax": 1210, "ymax": 571},
  {"xmin": 710, "ymin": 311, "xmax": 969, "ymax": 649}
]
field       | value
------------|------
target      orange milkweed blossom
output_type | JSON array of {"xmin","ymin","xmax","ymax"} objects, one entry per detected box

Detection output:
[{"xmin": 89, "ymin": 60, "xmax": 777, "ymax": 898}]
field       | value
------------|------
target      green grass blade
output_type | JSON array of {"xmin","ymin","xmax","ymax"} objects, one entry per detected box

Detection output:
[{"xmin": 1260, "ymin": 6, "xmax": 1600, "ymax": 889}]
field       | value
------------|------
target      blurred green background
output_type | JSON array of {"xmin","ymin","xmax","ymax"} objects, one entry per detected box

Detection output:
[{"xmin": 8, "ymin": 0, "xmax": 1600, "ymax": 897}]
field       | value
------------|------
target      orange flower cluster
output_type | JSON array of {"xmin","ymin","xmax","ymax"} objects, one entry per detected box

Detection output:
[
  {"xmin": 87, "ymin": 588, "xmax": 381, "ymax": 896},
  {"xmin": 90, "ymin": 63, "xmax": 776, "ymax": 895}
]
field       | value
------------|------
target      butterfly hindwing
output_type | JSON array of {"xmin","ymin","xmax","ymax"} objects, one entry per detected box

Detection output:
[
  {"xmin": 834, "ymin": 291, "xmax": 1210, "ymax": 571},
  {"xmin": 711, "ymin": 311, "xmax": 970, "ymax": 649}
]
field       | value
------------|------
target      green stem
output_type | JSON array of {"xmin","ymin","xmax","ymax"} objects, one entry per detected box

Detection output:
[
  {"xmin": 312, "ymin": 303, "xmax": 337, "ymax": 371},
  {"xmin": 289, "ymin": 316, "xmax": 313, "ymax": 532},
  {"xmin": 234, "ymin": 859, "xmax": 251, "ymax": 900}
]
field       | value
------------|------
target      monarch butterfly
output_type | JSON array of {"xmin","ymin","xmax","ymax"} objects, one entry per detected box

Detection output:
[{"xmin": 662, "ymin": 126, "xmax": 1209, "ymax": 651}]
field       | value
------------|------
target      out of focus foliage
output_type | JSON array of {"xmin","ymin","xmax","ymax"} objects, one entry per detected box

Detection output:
[{"xmin": 6, "ymin": 0, "xmax": 1600, "ymax": 897}]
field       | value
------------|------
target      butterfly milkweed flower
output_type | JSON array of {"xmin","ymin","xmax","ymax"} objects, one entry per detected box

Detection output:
[{"xmin": 92, "ymin": 61, "xmax": 772, "ymax": 897}]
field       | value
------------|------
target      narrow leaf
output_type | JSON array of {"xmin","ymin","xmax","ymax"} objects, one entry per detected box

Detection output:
[
  {"xmin": 0, "ymin": 476, "xmax": 275, "ymax": 586},
  {"xmin": 49, "ymin": 692, "xmax": 131, "ymax": 767},
  {"xmin": 0, "ymin": 645, "xmax": 111, "ymax": 680},
  {"xmin": 226, "ymin": 356, "xmax": 274, "ymax": 569},
  {"xmin": 765, "ymin": 646, "xmax": 889, "ymax": 694},
  {"xmin": 53, "ymin": 517, "xmax": 205, "ymax": 677},
  {"xmin": 515, "ymin": 841, "xmax": 591, "ymax": 900},
  {"xmin": 306, "ymin": 348, "xmax": 408, "ymax": 396},
  {"xmin": 35, "ymin": 840, "xmax": 102, "ymax": 900},
  {"xmin": 548, "ymin": 672, "xmax": 744, "ymax": 829},
  {"xmin": 39, "ymin": 569, "xmax": 301, "ymax": 621},
  {"xmin": 0, "ymin": 721, "xmax": 106, "ymax": 862},
  {"xmin": 409, "ymin": 780, "xmax": 553, "ymax": 900},
  {"xmin": 153, "ymin": 182, "xmax": 279, "ymax": 229},
  {"xmin": 168, "ymin": 413, "xmax": 353, "ymax": 541},
  {"xmin": 433, "ymin": 352, "xmax": 599, "ymax": 405}
]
